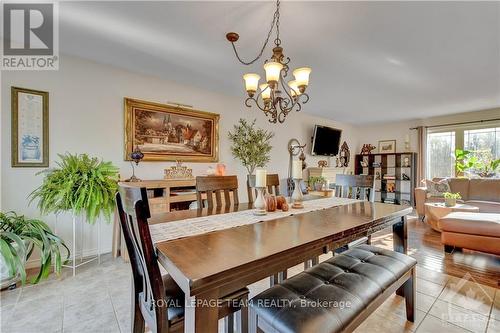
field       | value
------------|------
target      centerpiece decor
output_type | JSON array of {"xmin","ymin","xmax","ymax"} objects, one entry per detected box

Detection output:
[
  {"xmin": 443, "ymin": 192, "xmax": 461, "ymax": 207},
  {"xmin": 226, "ymin": 0, "xmax": 311, "ymax": 124},
  {"xmin": 253, "ymin": 169, "xmax": 267, "ymax": 216},
  {"xmin": 228, "ymin": 118, "xmax": 274, "ymax": 175},
  {"xmin": 291, "ymin": 160, "xmax": 304, "ymax": 209},
  {"xmin": 30, "ymin": 153, "xmax": 119, "ymax": 276}
]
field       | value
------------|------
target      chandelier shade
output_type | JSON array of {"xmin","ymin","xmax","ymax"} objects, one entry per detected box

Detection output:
[
  {"xmin": 226, "ymin": 0, "xmax": 311, "ymax": 124},
  {"xmin": 263, "ymin": 61, "xmax": 283, "ymax": 85},
  {"xmin": 243, "ymin": 73, "xmax": 260, "ymax": 95}
]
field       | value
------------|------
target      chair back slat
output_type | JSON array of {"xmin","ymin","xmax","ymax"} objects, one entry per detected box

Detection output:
[
  {"xmin": 335, "ymin": 174, "xmax": 375, "ymax": 202},
  {"xmin": 196, "ymin": 176, "xmax": 239, "ymax": 209},
  {"xmin": 116, "ymin": 185, "xmax": 167, "ymax": 332},
  {"xmin": 247, "ymin": 174, "xmax": 280, "ymax": 203}
]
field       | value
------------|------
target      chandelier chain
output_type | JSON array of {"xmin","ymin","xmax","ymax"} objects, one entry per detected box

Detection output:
[{"xmin": 229, "ymin": 0, "xmax": 281, "ymax": 66}]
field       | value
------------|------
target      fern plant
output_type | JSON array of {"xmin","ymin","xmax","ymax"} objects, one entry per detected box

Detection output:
[
  {"xmin": 0, "ymin": 211, "xmax": 69, "ymax": 284},
  {"xmin": 30, "ymin": 153, "xmax": 119, "ymax": 224},
  {"xmin": 228, "ymin": 119, "xmax": 274, "ymax": 175}
]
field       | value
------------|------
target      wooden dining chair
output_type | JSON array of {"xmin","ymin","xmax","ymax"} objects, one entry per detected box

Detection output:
[
  {"xmin": 334, "ymin": 174, "xmax": 376, "ymax": 202},
  {"xmin": 334, "ymin": 174, "xmax": 375, "ymax": 251},
  {"xmin": 196, "ymin": 175, "xmax": 239, "ymax": 209},
  {"xmin": 116, "ymin": 184, "xmax": 249, "ymax": 333},
  {"xmin": 247, "ymin": 174, "xmax": 280, "ymax": 204}
]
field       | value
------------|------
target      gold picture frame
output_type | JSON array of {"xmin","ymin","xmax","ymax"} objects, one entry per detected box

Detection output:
[
  {"xmin": 124, "ymin": 98, "xmax": 219, "ymax": 162},
  {"xmin": 11, "ymin": 87, "xmax": 49, "ymax": 167}
]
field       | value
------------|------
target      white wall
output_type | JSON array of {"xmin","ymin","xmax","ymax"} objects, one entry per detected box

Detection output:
[
  {"xmin": 1, "ymin": 55, "xmax": 358, "ymax": 261},
  {"xmin": 355, "ymin": 108, "xmax": 500, "ymax": 154}
]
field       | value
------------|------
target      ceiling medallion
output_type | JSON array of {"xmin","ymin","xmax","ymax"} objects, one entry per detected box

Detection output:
[{"xmin": 226, "ymin": 0, "xmax": 311, "ymax": 124}]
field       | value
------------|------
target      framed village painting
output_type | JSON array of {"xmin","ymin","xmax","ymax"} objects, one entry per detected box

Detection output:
[
  {"xmin": 11, "ymin": 87, "xmax": 49, "ymax": 167},
  {"xmin": 124, "ymin": 98, "xmax": 219, "ymax": 162}
]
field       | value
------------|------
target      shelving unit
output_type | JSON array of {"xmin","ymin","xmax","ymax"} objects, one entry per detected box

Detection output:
[{"xmin": 354, "ymin": 152, "xmax": 417, "ymax": 206}]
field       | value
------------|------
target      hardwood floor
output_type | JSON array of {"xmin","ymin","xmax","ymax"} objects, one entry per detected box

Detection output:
[{"xmin": 372, "ymin": 216, "xmax": 500, "ymax": 288}]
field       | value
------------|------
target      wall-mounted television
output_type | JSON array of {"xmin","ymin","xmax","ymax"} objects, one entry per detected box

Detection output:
[{"xmin": 311, "ymin": 125, "xmax": 342, "ymax": 156}]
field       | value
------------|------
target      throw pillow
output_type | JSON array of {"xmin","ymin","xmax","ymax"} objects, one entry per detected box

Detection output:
[{"xmin": 425, "ymin": 179, "xmax": 450, "ymax": 197}]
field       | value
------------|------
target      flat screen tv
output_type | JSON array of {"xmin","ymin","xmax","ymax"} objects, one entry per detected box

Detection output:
[{"xmin": 311, "ymin": 125, "xmax": 342, "ymax": 156}]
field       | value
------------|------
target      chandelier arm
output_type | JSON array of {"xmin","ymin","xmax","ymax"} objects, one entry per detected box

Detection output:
[{"xmin": 229, "ymin": 0, "xmax": 281, "ymax": 66}]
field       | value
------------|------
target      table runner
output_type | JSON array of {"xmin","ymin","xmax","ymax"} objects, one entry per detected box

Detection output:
[{"xmin": 150, "ymin": 197, "xmax": 360, "ymax": 244}]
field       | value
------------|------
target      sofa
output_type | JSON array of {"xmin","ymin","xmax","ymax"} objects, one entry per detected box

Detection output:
[{"xmin": 415, "ymin": 177, "xmax": 500, "ymax": 218}]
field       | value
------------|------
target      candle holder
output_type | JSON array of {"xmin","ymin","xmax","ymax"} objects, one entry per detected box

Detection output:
[
  {"xmin": 254, "ymin": 187, "xmax": 267, "ymax": 216},
  {"xmin": 291, "ymin": 178, "xmax": 304, "ymax": 209}
]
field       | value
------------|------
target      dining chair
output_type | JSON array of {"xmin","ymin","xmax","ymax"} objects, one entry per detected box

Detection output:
[
  {"xmin": 335, "ymin": 174, "xmax": 376, "ymax": 202},
  {"xmin": 196, "ymin": 175, "xmax": 239, "ymax": 209},
  {"xmin": 246, "ymin": 174, "xmax": 280, "ymax": 204},
  {"xmin": 116, "ymin": 184, "xmax": 249, "ymax": 333},
  {"xmin": 334, "ymin": 174, "xmax": 375, "ymax": 251},
  {"xmin": 247, "ymin": 173, "xmax": 287, "ymax": 285}
]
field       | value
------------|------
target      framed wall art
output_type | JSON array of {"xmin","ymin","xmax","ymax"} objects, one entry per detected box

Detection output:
[
  {"xmin": 124, "ymin": 98, "xmax": 219, "ymax": 162},
  {"xmin": 11, "ymin": 87, "xmax": 49, "ymax": 167},
  {"xmin": 378, "ymin": 139, "xmax": 396, "ymax": 153}
]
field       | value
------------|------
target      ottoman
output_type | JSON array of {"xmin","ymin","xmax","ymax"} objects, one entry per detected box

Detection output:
[{"xmin": 438, "ymin": 212, "xmax": 500, "ymax": 255}]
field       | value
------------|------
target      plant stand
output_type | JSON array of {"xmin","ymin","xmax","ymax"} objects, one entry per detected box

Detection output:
[{"xmin": 55, "ymin": 214, "xmax": 101, "ymax": 277}]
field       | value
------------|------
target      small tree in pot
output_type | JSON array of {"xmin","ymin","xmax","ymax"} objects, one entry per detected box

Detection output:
[{"xmin": 228, "ymin": 119, "xmax": 274, "ymax": 175}]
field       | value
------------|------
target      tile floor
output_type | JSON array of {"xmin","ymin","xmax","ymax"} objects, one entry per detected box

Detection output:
[{"xmin": 1, "ymin": 254, "xmax": 499, "ymax": 333}]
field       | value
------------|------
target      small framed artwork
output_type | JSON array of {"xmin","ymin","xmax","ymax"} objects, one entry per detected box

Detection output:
[
  {"xmin": 378, "ymin": 140, "xmax": 396, "ymax": 153},
  {"xmin": 11, "ymin": 87, "xmax": 49, "ymax": 167},
  {"xmin": 124, "ymin": 98, "xmax": 219, "ymax": 162}
]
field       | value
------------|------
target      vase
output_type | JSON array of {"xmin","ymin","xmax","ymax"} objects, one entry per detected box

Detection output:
[{"xmin": 445, "ymin": 198, "xmax": 456, "ymax": 207}]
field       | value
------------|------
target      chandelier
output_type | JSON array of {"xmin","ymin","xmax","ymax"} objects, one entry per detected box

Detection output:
[{"xmin": 226, "ymin": 0, "xmax": 311, "ymax": 124}]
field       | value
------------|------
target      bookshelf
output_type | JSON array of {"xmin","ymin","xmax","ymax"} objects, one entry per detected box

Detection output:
[{"xmin": 354, "ymin": 152, "xmax": 417, "ymax": 206}]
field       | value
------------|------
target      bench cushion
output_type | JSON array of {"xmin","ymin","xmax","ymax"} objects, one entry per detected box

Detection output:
[
  {"xmin": 439, "ymin": 212, "xmax": 500, "ymax": 237},
  {"xmin": 250, "ymin": 245, "xmax": 416, "ymax": 333}
]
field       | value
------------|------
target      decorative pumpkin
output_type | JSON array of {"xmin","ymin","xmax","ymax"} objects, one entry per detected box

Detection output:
[
  {"xmin": 266, "ymin": 195, "xmax": 277, "ymax": 212},
  {"xmin": 281, "ymin": 202, "xmax": 289, "ymax": 211},
  {"xmin": 276, "ymin": 196, "xmax": 286, "ymax": 210}
]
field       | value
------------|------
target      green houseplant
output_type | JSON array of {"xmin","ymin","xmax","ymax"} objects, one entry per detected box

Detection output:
[
  {"xmin": 228, "ymin": 119, "xmax": 274, "ymax": 175},
  {"xmin": 0, "ymin": 211, "xmax": 69, "ymax": 286},
  {"xmin": 30, "ymin": 153, "xmax": 119, "ymax": 224},
  {"xmin": 443, "ymin": 192, "xmax": 461, "ymax": 207},
  {"xmin": 455, "ymin": 149, "xmax": 500, "ymax": 178},
  {"xmin": 308, "ymin": 176, "xmax": 327, "ymax": 191}
]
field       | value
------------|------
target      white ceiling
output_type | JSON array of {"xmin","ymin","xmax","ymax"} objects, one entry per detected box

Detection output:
[{"xmin": 59, "ymin": 1, "xmax": 500, "ymax": 124}]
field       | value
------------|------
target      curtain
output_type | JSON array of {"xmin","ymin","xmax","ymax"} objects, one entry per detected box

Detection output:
[{"xmin": 416, "ymin": 126, "xmax": 427, "ymax": 183}]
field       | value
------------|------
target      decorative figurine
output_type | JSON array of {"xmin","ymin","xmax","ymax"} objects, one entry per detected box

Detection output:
[
  {"xmin": 164, "ymin": 161, "xmax": 194, "ymax": 179},
  {"xmin": 339, "ymin": 141, "xmax": 350, "ymax": 167},
  {"xmin": 360, "ymin": 144, "xmax": 376, "ymax": 155},
  {"xmin": 318, "ymin": 160, "xmax": 328, "ymax": 168}
]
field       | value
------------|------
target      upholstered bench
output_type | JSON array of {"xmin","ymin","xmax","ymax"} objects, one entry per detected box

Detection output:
[
  {"xmin": 439, "ymin": 212, "xmax": 500, "ymax": 255},
  {"xmin": 249, "ymin": 245, "xmax": 416, "ymax": 333}
]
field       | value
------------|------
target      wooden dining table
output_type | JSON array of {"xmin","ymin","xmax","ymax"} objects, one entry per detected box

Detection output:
[{"xmin": 151, "ymin": 201, "xmax": 413, "ymax": 333}]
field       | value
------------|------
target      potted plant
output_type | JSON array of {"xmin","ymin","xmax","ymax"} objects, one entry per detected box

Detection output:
[
  {"xmin": 443, "ymin": 192, "xmax": 461, "ymax": 207},
  {"xmin": 0, "ymin": 211, "xmax": 69, "ymax": 288},
  {"xmin": 30, "ymin": 153, "xmax": 119, "ymax": 224},
  {"xmin": 308, "ymin": 176, "xmax": 327, "ymax": 191},
  {"xmin": 228, "ymin": 119, "xmax": 274, "ymax": 175}
]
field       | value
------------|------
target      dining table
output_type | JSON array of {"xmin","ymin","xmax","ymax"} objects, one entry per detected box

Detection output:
[{"xmin": 150, "ymin": 200, "xmax": 413, "ymax": 333}]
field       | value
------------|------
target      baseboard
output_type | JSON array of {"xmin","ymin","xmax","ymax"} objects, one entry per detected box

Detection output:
[{"xmin": 25, "ymin": 247, "xmax": 112, "ymax": 269}]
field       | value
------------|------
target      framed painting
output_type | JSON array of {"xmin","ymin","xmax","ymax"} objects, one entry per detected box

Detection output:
[
  {"xmin": 378, "ymin": 139, "xmax": 396, "ymax": 153},
  {"xmin": 124, "ymin": 98, "xmax": 219, "ymax": 162},
  {"xmin": 11, "ymin": 87, "xmax": 49, "ymax": 167}
]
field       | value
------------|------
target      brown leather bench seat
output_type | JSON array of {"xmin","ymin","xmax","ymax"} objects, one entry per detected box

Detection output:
[
  {"xmin": 439, "ymin": 212, "xmax": 500, "ymax": 255},
  {"xmin": 249, "ymin": 245, "xmax": 417, "ymax": 333}
]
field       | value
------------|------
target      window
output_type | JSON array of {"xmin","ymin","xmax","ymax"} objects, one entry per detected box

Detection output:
[
  {"xmin": 426, "ymin": 124, "xmax": 500, "ymax": 179},
  {"xmin": 464, "ymin": 127, "xmax": 500, "ymax": 159},
  {"xmin": 426, "ymin": 131, "xmax": 456, "ymax": 178}
]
